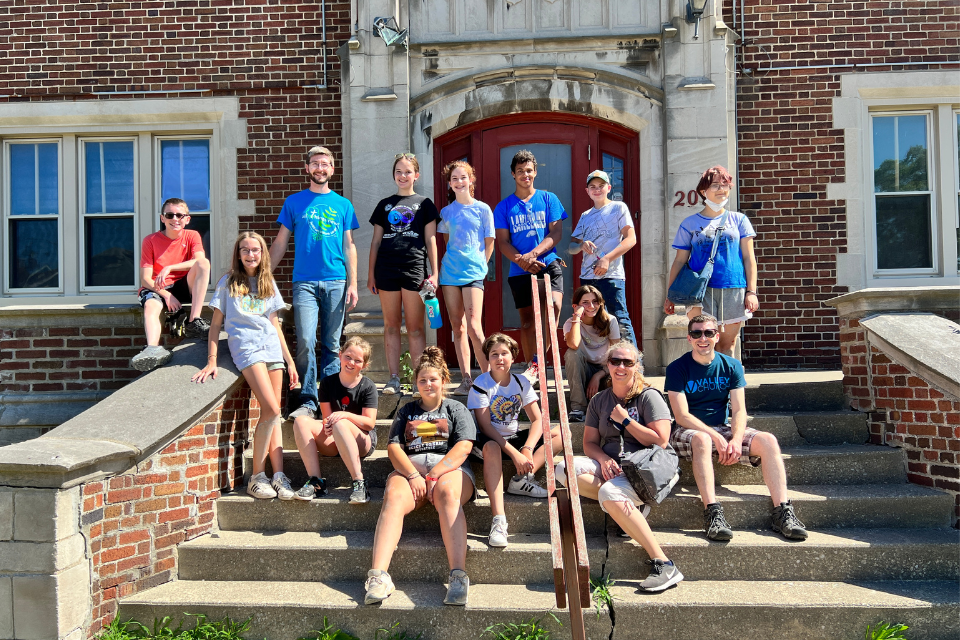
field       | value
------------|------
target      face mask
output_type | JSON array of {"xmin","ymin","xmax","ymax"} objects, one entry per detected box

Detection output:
[{"xmin": 705, "ymin": 198, "xmax": 728, "ymax": 212}]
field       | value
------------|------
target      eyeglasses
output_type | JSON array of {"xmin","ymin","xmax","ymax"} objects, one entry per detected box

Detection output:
[
  {"xmin": 308, "ymin": 162, "xmax": 333, "ymax": 169},
  {"xmin": 239, "ymin": 247, "xmax": 262, "ymax": 255},
  {"xmin": 707, "ymin": 183, "xmax": 729, "ymax": 191},
  {"xmin": 395, "ymin": 153, "xmax": 416, "ymax": 160},
  {"xmin": 608, "ymin": 357, "xmax": 636, "ymax": 368},
  {"xmin": 162, "ymin": 212, "xmax": 187, "ymax": 220},
  {"xmin": 689, "ymin": 329, "xmax": 719, "ymax": 339}
]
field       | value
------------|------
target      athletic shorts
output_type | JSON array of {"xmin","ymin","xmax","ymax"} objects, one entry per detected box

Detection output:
[
  {"xmin": 138, "ymin": 277, "xmax": 191, "ymax": 311},
  {"xmin": 691, "ymin": 287, "xmax": 747, "ymax": 325},
  {"xmin": 374, "ymin": 266, "xmax": 423, "ymax": 293},
  {"xmin": 507, "ymin": 261, "xmax": 564, "ymax": 309},
  {"xmin": 669, "ymin": 424, "xmax": 761, "ymax": 467},
  {"xmin": 471, "ymin": 427, "xmax": 545, "ymax": 461}
]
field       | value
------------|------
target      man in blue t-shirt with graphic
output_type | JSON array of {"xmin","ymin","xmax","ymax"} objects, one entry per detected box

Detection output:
[
  {"xmin": 269, "ymin": 146, "xmax": 359, "ymax": 419},
  {"xmin": 665, "ymin": 314, "xmax": 808, "ymax": 542},
  {"xmin": 494, "ymin": 150, "xmax": 568, "ymax": 382}
]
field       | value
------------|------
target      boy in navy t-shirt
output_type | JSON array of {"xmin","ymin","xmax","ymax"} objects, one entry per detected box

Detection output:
[
  {"xmin": 665, "ymin": 314, "xmax": 808, "ymax": 542},
  {"xmin": 494, "ymin": 150, "xmax": 568, "ymax": 382}
]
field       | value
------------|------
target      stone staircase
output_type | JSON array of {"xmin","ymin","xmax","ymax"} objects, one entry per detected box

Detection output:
[{"xmin": 121, "ymin": 372, "xmax": 960, "ymax": 639}]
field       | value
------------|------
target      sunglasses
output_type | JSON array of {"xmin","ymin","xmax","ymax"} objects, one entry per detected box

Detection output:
[
  {"xmin": 689, "ymin": 329, "xmax": 719, "ymax": 339},
  {"xmin": 395, "ymin": 152, "xmax": 416, "ymax": 160},
  {"xmin": 162, "ymin": 212, "xmax": 187, "ymax": 220},
  {"xmin": 608, "ymin": 357, "xmax": 636, "ymax": 368}
]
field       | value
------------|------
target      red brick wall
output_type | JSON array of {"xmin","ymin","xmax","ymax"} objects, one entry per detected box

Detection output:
[
  {"xmin": 80, "ymin": 383, "xmax": 252, "ymax": 635},
  {"xmin": 839, "ymin": 317, "xmax": 960, "ymax": 527},
  {"xmin": 725, "ymin": 1, "xmax": 960, "ymax": 368}
]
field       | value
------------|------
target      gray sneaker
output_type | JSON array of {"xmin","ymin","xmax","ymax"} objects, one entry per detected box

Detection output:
[
  {"xmin": 382, "ymin": 375, "xmax": 401, "ymax": 395},
  {"xmin": 443, "ymin": 569, "xmax": 469, "ymax": 606},
  {"xmin": 704, "ymin": 503, "xmax": 733, "ymax": 541},
  {"xmin": 488, "ymin": 516, "xmax": 508, "ymax": 548},
  {"xmin": 294, "ymin": 476, "xmax": 327, "ymax": 501},
  {"xmin": 288, "ymin": 405, "xmax": 316, "ymax": 420},
  {"xmin": 364, "ymin": 569, "xmax": 395, "ymax": 604},
  {"xmin": 130, "ymin": 345, "xmax": 172, "ymax": 372},
  {"xmin": 271, "ymin": 472, "xmax": 295, "ymax": 501},
  {"xmin": 349, "ymin": 479, "xmax": 370, "ymax": 504},
  {"xmin": 772, "ymin": 501, "xmax": 808, "ymax": 540},
  {"xmin": 639, "ymin": 559, "xmax": 683, "ymax": 592}
]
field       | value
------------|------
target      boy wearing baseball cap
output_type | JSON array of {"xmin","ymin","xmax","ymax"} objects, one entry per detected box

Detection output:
[{"xmin": 569, "ymin": 170, "xmax": 637, "ymax": 346}]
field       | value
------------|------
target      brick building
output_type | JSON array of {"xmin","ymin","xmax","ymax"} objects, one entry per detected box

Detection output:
[{"xmin": 1, "ymin": 1, "xmax": 957, "ymax": 432}]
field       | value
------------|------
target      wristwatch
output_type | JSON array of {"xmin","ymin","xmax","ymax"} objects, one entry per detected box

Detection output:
[{"xmin": 619, "ymin": 417, "xmax": 632, "ymax": 431}]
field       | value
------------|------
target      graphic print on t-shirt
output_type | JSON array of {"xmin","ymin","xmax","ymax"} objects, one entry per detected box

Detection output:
[
  {"xmin": 305, "ymin": 203, "xmax": 341, "ymax": 240},
  {"xmin": 239, "ymin": 295, "xmax": 267, "ymax": 315},
  {"xmin": 405, "ymin": 417, "xmax": 450, "ymax": 453},
  {"xmin": 385, "ymin": 202, "xmax": 420, "ymax": 238},
  {"xmin": 627, "ymin": 406, "xmax": 640, "ymax": 423},
  {"xmin": 490, "ymin": 394, "xmax": 522, "ymax": 426},
  {"xmin": 684, "ymin": 375, "xmax": 732, "ymax": 395}
]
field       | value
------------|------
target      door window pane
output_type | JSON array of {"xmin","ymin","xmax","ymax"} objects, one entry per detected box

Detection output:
[
  {"xmin": 602, "ymin": 153, "xmax": 625, "ymax": 201},
  {"xmin": 873, "ymin": 115, "xmax": 928, "ymax": 193},
  {"xmin": 85, "ymin": 217, "xmax": 135, "ymax": 287},
  {"xmin": 10, "ymin": 143, "xmax": 59, "ymax": 215},
  {"xmin": 9, "ymin": 219, "xmax": 59, "ymax": 288},
  {"xmin": 85, "ymin": 141, "xmax": 135, "ymax": 214},
  {"xmin": 160, "ymin": 139, "xmax": 210, "ymax": 211},
  {"xmin": 875, "ymin": 194, "xmax": 932, "ymax": 270}
]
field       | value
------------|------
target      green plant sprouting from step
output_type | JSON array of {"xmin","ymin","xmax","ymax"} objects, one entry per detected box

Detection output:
[
  {"xmin": 374, "ymin": 622, "xmax": 422, "ymax": 640},
  {"xmin": 95, "ymin": 614, "xmax": 254, "ymax": 640},
  {"xmin": 590, "ymin": 573, "xmax": 617, "ymax": 621},
  {"xmin": 399, "ymin": 350, "xmax": 414, "ymax": 392},
  {"xmin": 297, "ymin": 616, "xmax": 360, "ymax": 640},
  {"xmin": 481, "ymin": 612, "xmax": 562, "ymax": 640},
  {"xmin": 866, "ymin": 622, "xmax": 910, "ymax": 640}
]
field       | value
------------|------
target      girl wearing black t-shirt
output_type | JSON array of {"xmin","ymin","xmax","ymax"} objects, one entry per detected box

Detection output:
[
  {"xmin": 367, "ymin": 154, "xmax": 441, "ymax": 395},
  {"xmin": 291, "ymin": 337, "xmax": 379, "ymax": 504},
  {"xmin": 365, "ymin": 347, "xmax": 476, "ymax": 607}
]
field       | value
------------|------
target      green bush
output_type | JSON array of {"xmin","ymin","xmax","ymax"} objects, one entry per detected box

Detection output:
[{"xmin": 866, "ymin": 622, "xmax": 910, "ymax": 640}]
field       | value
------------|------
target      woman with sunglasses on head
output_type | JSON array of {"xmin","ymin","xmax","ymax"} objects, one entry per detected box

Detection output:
[
  {"xmin": 663, "ymin": 165, "xmax": 758, "ymax": 358},
  {"xmin": 555, "ymin": 341, "xmax": 683, "ymax": 592},
  {"xmin": 563, "ymin": 285, "xmax": 620, "ymax": 423},
  {"xmin": 368, "ymin": 153, "xmax": 441, "ymax": 395},
  {"xmin": 438, "ymin": 160, "xmax": 496, "ymax": 395}
]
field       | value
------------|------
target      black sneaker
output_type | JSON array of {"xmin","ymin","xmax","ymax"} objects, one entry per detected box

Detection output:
[
  {"xmin": 294, "ymin": 476, "xmax": 327, "ymax": 501},
  {"xmin": 184, "ymin": 317, "xmax": 211, "ymax": 338},
  {"xmin": 772, "ymin": 500, "xmax": 808, "ymax": 540},
  {"xmin": 639, "ymin": 559, "xmax": 683, "ymax": 592},
  {"xmin": 704, "ymin": 503, "xmax": 733, "ymax": 541},
  {"xmin": 349, "ymin": 479, "xmax": 370, "ymax": 504}
]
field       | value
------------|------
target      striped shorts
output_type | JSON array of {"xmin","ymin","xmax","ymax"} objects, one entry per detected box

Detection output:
[{"xmin": 669, "ymin": 424, "xmax": 761, "ymax": 467}]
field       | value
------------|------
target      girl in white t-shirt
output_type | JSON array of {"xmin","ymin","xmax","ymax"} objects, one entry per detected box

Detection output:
[
  {"xmin": 467, "ymin": 333, "xmax": 561, "ymax": 548},
  {"xmin": 563, "ymin": 285, "xmax": 620, "ymax": 423}
]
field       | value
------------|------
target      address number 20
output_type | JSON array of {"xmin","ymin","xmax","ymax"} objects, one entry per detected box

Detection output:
[{"xmin": 674, "ymin": 190, "xmax": 704, "ymax": 207}]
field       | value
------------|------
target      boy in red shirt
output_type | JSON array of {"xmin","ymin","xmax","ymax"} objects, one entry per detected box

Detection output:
[{"xmin": 130, "ymin": 197, "xmax": 211, "ymax": 371}]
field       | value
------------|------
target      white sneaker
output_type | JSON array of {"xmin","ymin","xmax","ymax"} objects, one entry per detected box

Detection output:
[
  {"xmin": 247, "ymin": 472, "xmax": 277, "ymax": 499},
  {"xmin": 271, "ymin": 472, "xmax": 295, "ymax": 501},
  {"xmin": 453, "ymin": 376, "xmax": 473, "ymax": 396},
  {"xmin": 488, "ymin": 516, "xmax": 508, "ymax": 548},
  {"xmin": 364, "ymin": 569, "xmax": 395, "ymax": 604},
  {"xmin": 507, "ymin": 473, "xmax": 548, "ymax": 498}
]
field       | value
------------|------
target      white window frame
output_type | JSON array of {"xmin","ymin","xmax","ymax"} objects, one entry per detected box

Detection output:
[
  {"xmin": 78, "ymin": 136, "xmax": 141, "ymax": 294},
  {"xmin": 2, "ymin": 138, "xmax": 64, "ymax": 294},
  {"xmin": 867, "ymin": 110, "xmax": 938, "ymax": 277},
  {"xmin": 153, "ymin": 135, "xmax": 214, "ymax": 264}
]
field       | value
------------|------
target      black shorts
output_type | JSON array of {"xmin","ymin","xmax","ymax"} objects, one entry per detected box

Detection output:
[
  {"xmin": 138, "ymin": 277, "xmax": 191, "ymax": 311},
  {"xmin": 374, "ymin": 266, "xmax": 423, "ymax": 292},
  {"xmin": 507, "ymin": 261, "xmax": 564, "ymax": 309},
  {"xmin": 471, "ymin": 427, "xmax": 545, "ymax": 461}
]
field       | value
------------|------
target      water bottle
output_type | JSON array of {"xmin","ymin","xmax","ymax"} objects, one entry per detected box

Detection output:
[{"xmin": 420, "ymin": 280, "xmax": 443, "ymax": 329}]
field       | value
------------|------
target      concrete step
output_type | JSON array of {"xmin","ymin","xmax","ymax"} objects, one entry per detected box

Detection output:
[
  {"xmin": 177, "ymin": 530, "xmax": 607, "ymax": 584},
  {"xmin": 249, "ymin": 443, "xmax": 906, "ymax": 491},
  {"xmin": 607, "ymin": 527, "xmax": 960, "ymax": 582},
  {"xmin": 216, "ymin": 482, "xmax": 954, "ymax": 535},
  {"xmin": 121, "ymin": 579, "xmax": 959, "ymax": 640}
]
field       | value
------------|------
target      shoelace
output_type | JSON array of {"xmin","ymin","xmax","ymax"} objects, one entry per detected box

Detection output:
[
  {"xmin": 781, "ymin": 508, "xmax": 805, "ymax": 529},
  {"xmin": 491, "ymin": 521, "xmax": 507, "ymax": 537},
  {"xmin": 353, "ymin": 480, "xmax": 364, "ymax": 492},
  {"xmin": 450, "ymin": 572, "xmax": 467, "ymax": 588},
  {"xmin": 708, "ymin": 510, "xmax": 731, "ymax": 531},
  {"xmin": 646, "ymin": 560, "xmax": 664, "ymax": 576}
]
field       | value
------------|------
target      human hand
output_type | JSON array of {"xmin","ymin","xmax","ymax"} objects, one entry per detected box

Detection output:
[
  {"xmin": 709, "ymin": 431, "xmax": 732, "ymax": 464},
  {"xmin": 507, "ymin": 446, "xmax": 534, "ymax": 476},
  {"xmin": 663, "ymin": 298, "xmax": 675, "ymax": 315},
  {"xmin": 192, "ymin": 362, "xmax": 217, "ymax": 383},
  {"xmin": 345, "ymin": 285, "xmax": 359, "ymax": 312},
  {"xmin": 163, "ymin": 290, "xmax": 182, "ymax": 313},
  {"xmin": 425, "ymin": 476, "xmax": 437, "ymax": 504},
  {"xmin": 154, "ymin": 266, "xmax": 172, "ymax": 288},
  {"xmin": 721, "ymin": 436, "xmax": 743, "ymax": 466},
  {"xmin": 287, "ymin": 363, "xmax": 299, "ymax": 388},
  {"xmin": 581, "ymin": 240, "xmax": 598, "ymax": 255},
  {"xmin": 745, "ymin": 291, "xmax": 759, "ymax": 313},
  {"xmin": 324, "ymin": 411, "xmax": 349, "ymax": 431},
  {"xmin": 526, "ymin": 259, "xmax": 545, "ymax": 274},
  {"xmin": 599, "ymin": 456, "xmax": 622, "ymax": 482},
  {"xmin": 367, "ymin": 277, "xmax": 378, "ymax": 295},
  {"xmin": 425, "ymin": 274, "xmax": 439, "ymax": 291},
  {"xmin": 592, "ymin": 256, "xmax": 610, "ymax": 277},
  {"xmin": 610, "ymin": 403, "xmax": 629, "ymax": 425},
  {"xmin": 409, "ymin": 475, "xmax": 427, "ymax": 502}
]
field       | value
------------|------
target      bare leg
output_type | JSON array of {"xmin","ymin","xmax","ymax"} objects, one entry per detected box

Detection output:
[
  {"xmin": 462, "ymin": 286, "xmax": 488, "ymax": 373},
  {"xmin": 332, "ymin": 419, "xmax": 372, "ymax": 481},
  {"xmin": 242, "ymin": 363, "xmax": 282, "ymax": 476},
  {"xmin": 603, "ymin": 499, "xmax": 668, "ymax": 561},
  {"xmin": 186, "ymin": 258, "xmax": 210, "ymax": 322},
  {"xmin": 267, "ymin": 368, "xmax": 285, "ymax": 473},
  {"xmin": 529, "ymin": 427, "xmax": 562, "ymax": 473},
  {"xmin": 443, "ymin": 286, "xmax": 471, "ymax": 378},
  {"xmin": 689, "ymin": 431, "xmax": 718, "ymax": 507},
  {"xmin": 716, "ymin": 321, "xmax": 741, "ymax": 358},
  {"xmin": 379, "ymin": 290, "xmax": 403, "ymax": 376},
  {"xmin": 372, "ymin": 473, "xmax": 419, "ymax": 571},
  {"xmin": 401, "ymin": 288, "xmax": 426, "ymax": 365},
  {"xmin": 483, "ymin": 441, "xmax": 505, "ymax": 517},
  {"xmin": 143, "ymin": 299, "xmax": 165, "ymax": 346},
  {"xmin": 292, "ymin": 416, "xmax": 325, "ymax": 478},
  {"xmin": 750, "ymin": 432, "xmax": 788, "ymax": 505},
  {"xmin": 434, "ymin": 471, "xmax": 472, "ymax": 571},
  {"xmin": 518, "ymin": 306, "xmax": 537, "ymax": 364}
]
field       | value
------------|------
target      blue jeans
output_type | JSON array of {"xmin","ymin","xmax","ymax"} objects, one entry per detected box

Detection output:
[
  {"xmin": 292, "ymin": 279, "xmax": 347, "ymax": 411},
  {"xmin": 580, "ymin": 278, "xmax": 636, "ymax": 347}
]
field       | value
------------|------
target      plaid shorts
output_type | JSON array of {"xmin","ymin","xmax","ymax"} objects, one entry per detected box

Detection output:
[{"xmin": 669, "ymin": 425, "xmax": 761, "ymax": 467}]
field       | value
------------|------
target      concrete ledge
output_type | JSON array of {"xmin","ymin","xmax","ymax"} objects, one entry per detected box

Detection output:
[
  {"xmin": 859, "ymin": 312, "xmax": 960, "ymax": 399},
  {"xmin": 0, "ymin": 336, "xmax": 242, "ymax": 489},
  {"xmin": 0, "ymin": 304, "xmax": 143, "ymax": 328},
  {"xmin": 825, "ymin": 286, "xmax": 960, "ymax": 318},
  {"xmin": 0, "ymin": 392, "xmax": 112, "ymax": 428}
]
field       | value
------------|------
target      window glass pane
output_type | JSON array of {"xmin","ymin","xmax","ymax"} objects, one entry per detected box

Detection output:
[
  {"xmin": 185, "ymin": 213, "xmax": 211, "ymax": 260},
  {"xmin": 85, "ymin": 141, "xmax": 135, "ymax": 214},
  {"xmin": 9, "ymin": 219, "xmax": 58, "ymax": 288},
  {"xmin": 85, "ymin": 217, "xmax": 135, "ymax": 287},
  {"xmin": 10, "ymin": 143, "xmax": 59, "ymax": 216},
  {"xmin": 160, "ymin": 140, "xmax": 210, "ymax": 211},
  {"xmin": 876, "ymin": 194, "xmax": 932, "ymax": 269},
  {"xmin": 602, "ymin": 153, "xmax": 625, "ymax": 201},
  {"xmin": 873, "ymin": 115, "xmax": 928, "ymax": 193}
]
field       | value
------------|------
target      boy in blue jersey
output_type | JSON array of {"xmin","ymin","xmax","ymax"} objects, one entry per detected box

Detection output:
[
  {"xmin": 665, "ymin": 314, "xmax": 808, "ymax": 542},
  {"xmin": 494, "ymin": 150, "xmax": 568, "ymax": 382},
  {"xmin": 269, "ymin": 146, "xmax": 360, "ymax": 420}
]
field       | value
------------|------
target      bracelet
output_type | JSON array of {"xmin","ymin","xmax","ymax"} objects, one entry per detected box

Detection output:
[
  {"xmin": 407, "ymin": 471, "xmax": 421, "ymax": 480},
  {"xmin": 745, "ymin": 290, "xmax": 757, "ymax": 295},
  {"xmin": 425, "ymin": 476, "xmax": 438, "ymax": 482},
  {"xmin": 521, "ymin": 445, "xmax": 534, "ymax": 452},
  {"xmin": 207, "ymin": 355, "xmax": 217, "ymax": 360}
]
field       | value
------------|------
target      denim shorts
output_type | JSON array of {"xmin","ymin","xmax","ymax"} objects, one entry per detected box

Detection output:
[{"xmin": 406, "ymin": 452, "xmax": 477, "ymax": 492}]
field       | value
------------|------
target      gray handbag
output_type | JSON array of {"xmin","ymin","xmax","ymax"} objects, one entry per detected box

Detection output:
[{"xmin": 615, "ymin": 390, "xmax": 681, "ymax": 505}]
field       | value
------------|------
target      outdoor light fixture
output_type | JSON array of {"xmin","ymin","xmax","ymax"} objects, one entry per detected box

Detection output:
[
  {"xmin": 686, "ymin": 0, "xmax": 709, "ymax": 40},
  {"xmin": 373, "ymin": 16, "xmax": 408, "ymax": 50}
]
